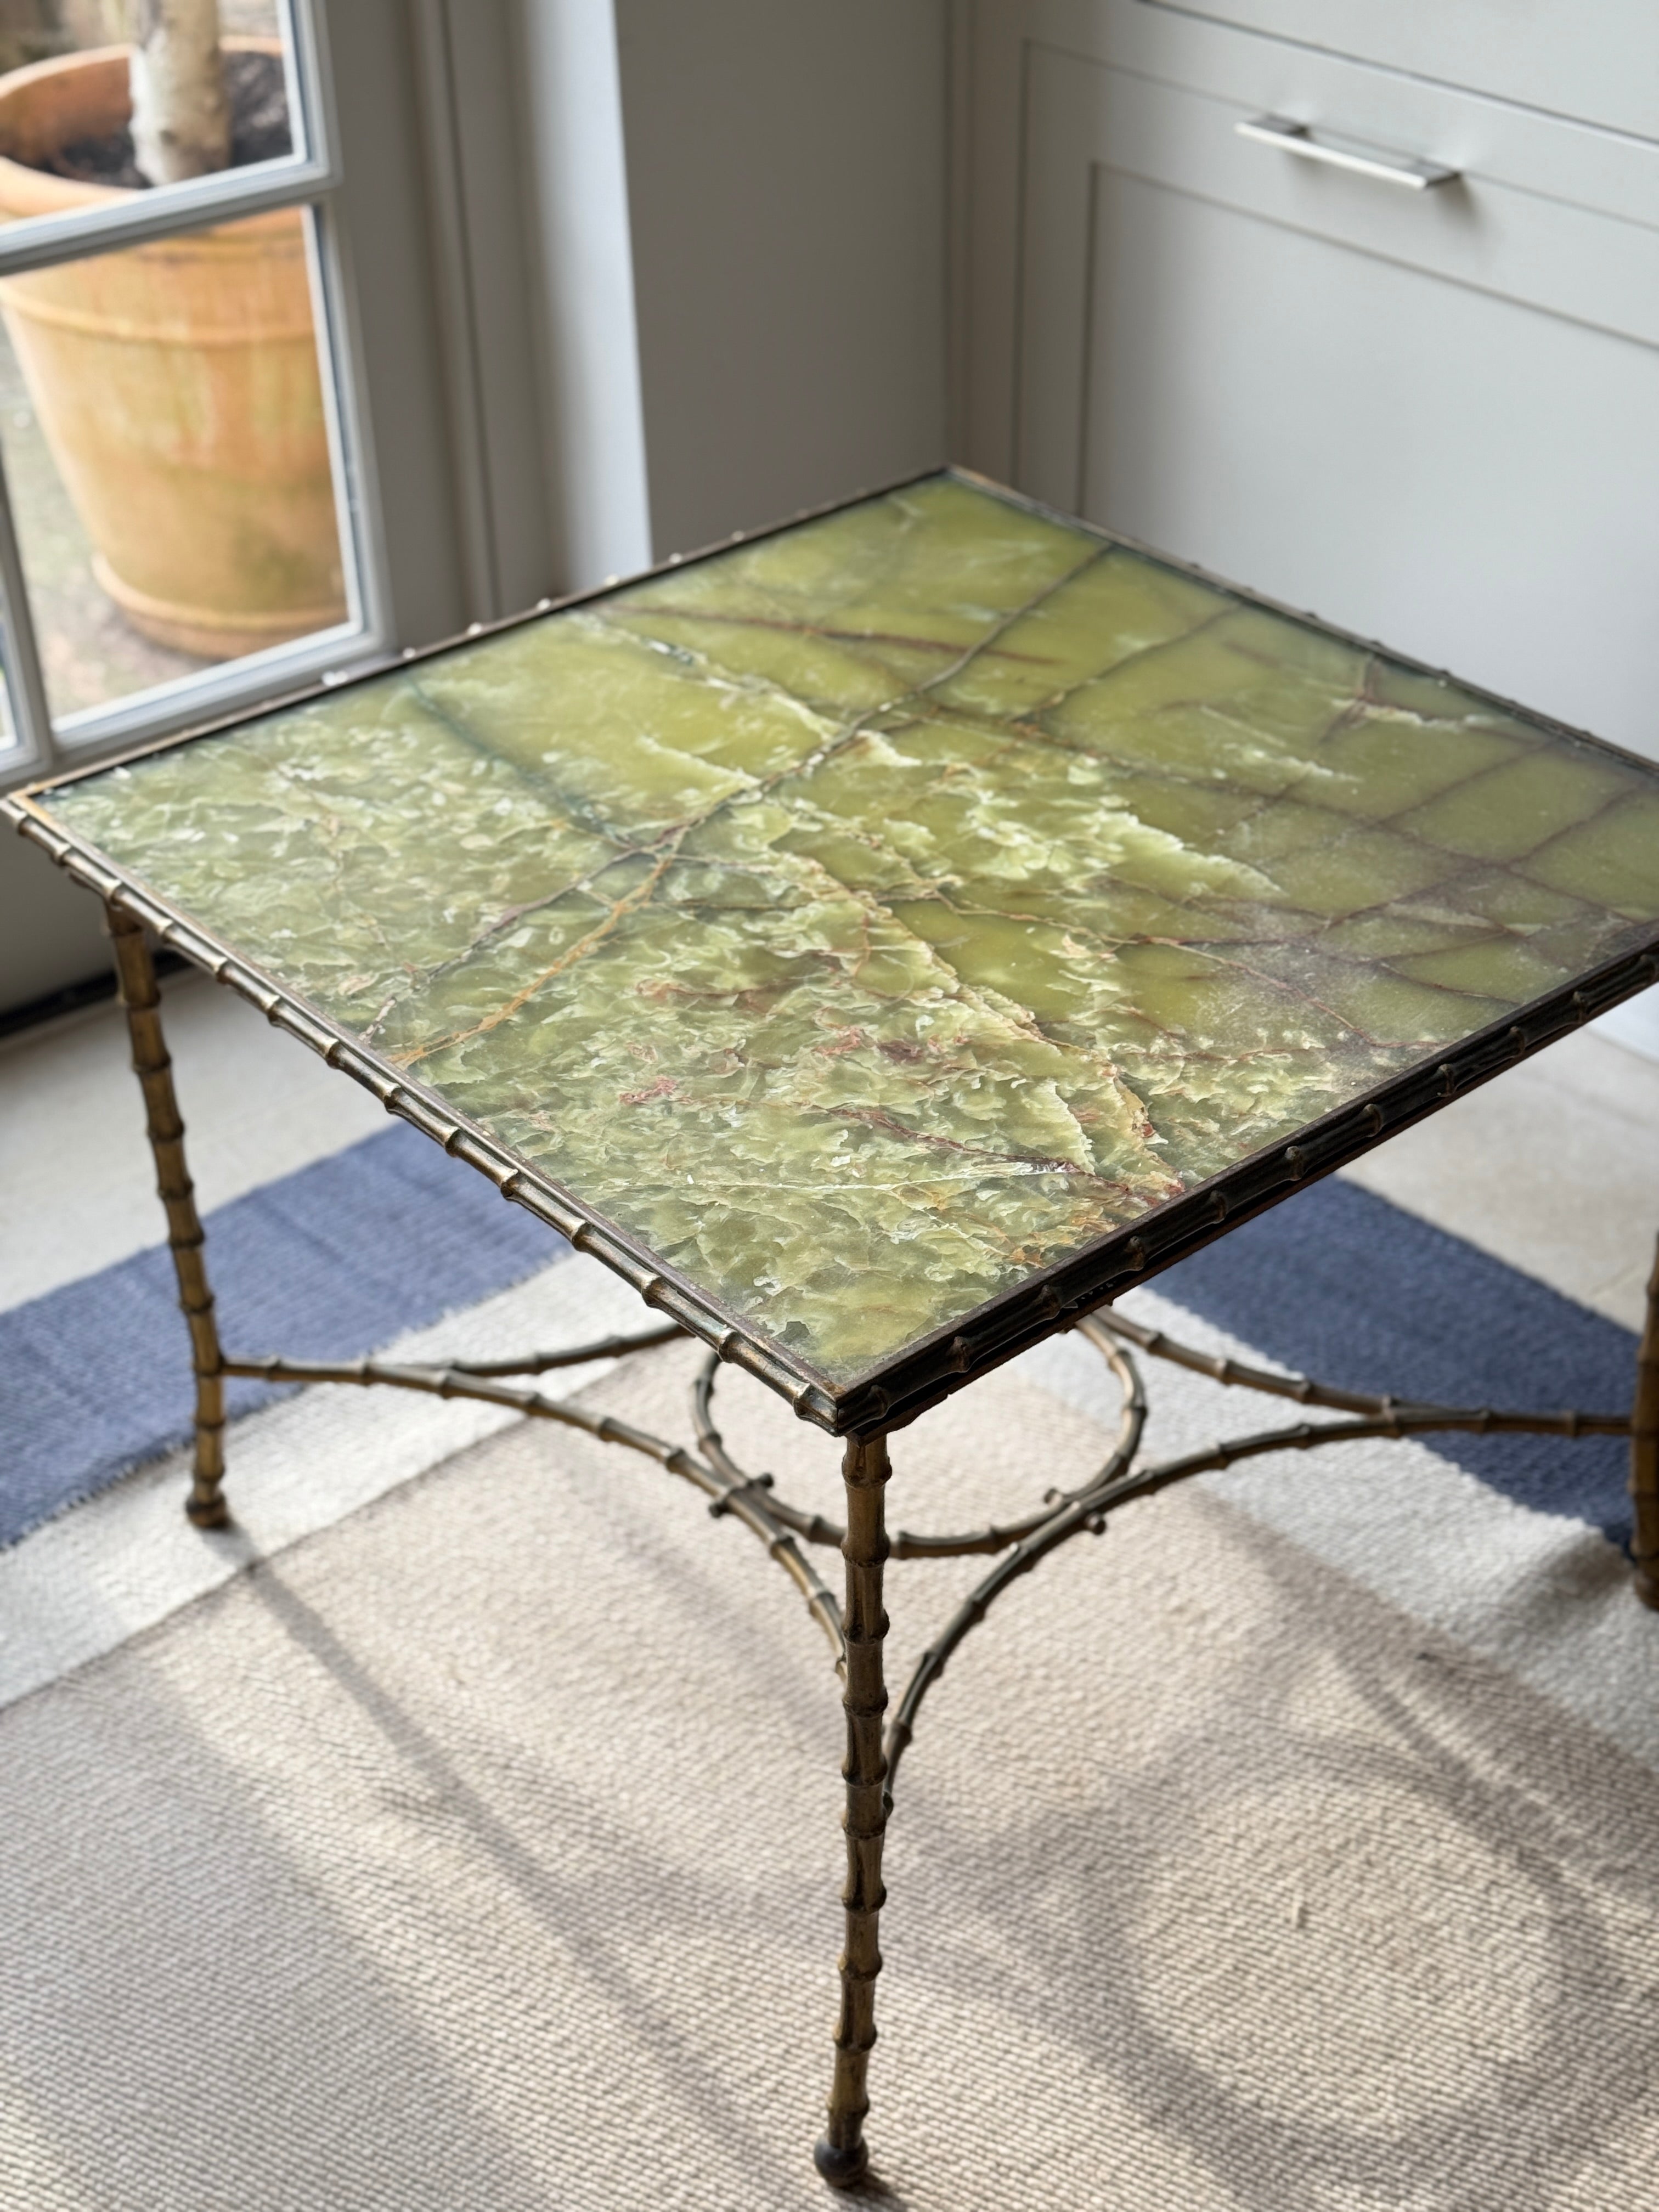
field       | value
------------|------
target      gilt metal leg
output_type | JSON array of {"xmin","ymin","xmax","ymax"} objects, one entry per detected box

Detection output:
[
  {"xmin": 1630, "ymin": 1237, "xmax": 1659, "ymax": 1609},
  {"xmin": 106, "ymin": 904, "xmax": 228, "ymax": 1528},
  {"xmin": 815, "ymin": 1431, "xmax": 891, "ymax": 2189}
]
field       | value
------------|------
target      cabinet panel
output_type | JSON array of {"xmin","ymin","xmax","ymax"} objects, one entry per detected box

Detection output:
[
  {"xmin": 1008, "ymin": 3, "xmax": 1659, "ymax": 231},
  {"xmin": 1084, "ymin": 176, "xmax": 1658, "ymax": 755},
  {"xmin": 1017, "ymin": 43, "xmax": 1659, "ymax": 760},
  {"xmin": 1136, "ymin": 0, "xmax": 1659, "ymax": 145}
]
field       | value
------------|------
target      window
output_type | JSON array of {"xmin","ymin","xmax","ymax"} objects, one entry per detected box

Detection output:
[{"xmin": 0, "ymin": 0, "xmax": 377, "ymax": 787}]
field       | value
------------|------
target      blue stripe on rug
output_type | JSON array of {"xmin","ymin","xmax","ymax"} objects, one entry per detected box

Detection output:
[
  {"xmin": 0, "ymin": 1122, "xmax": 566, "ymax": 1548},
  {"xmin": 1156, "ymin": 1177, "xmax": 1637, "ymax": 1549},
  {"xmin": 2, "ymin": 1139, "xmax": 1639, "ymax": 1557}
]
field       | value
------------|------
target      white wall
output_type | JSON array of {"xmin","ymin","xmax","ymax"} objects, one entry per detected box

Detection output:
[
  {"xmin": 512, "ymin": 0, "xmax": 654, "ymax": 593},
  {"xmin": 510, "ymin": 0, "xmax": 952, "ymax": 586},
  {"xmin": 0, "ymin": 838, "xmax": 109, "ymax": 1013},
  {"xmin": 614, "ymin": 0, "xmax": 947, "ymax": 559}
]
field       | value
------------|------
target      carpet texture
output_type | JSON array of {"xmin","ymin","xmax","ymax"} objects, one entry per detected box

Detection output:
[{"xmin": 2, "ymin": 1337, "xmax": 1657, "ymax": 2210}]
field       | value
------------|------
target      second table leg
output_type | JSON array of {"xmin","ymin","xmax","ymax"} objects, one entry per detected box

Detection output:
[
  {"xmin": 106, "ymin": 902, "xmax": 229, "ymax": 1529},
  {"xmin": 1630, "ymin": 1235, "xmax": 1659, "ymax": 1610},
  {"xmin": 815, "ymin": 1429, "xmax": 891, "ymax": 2188}
]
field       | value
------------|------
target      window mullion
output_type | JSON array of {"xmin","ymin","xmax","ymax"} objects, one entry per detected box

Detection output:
[
  {"xmin": 0, "ymin": 160, "xmax": 337, "ymax": 285},
  {"xmin": 0, "ymin": 451, "xmax": 57, "ymax": 776},
  {"xmin": 409, "ymin": 0, "xmax": 500, "ymax": 623},
  {"xmin": 304, "ymin": 197, "xmax": 383, "ymax": 651}
]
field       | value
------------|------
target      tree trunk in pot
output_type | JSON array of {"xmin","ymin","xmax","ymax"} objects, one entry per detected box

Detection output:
[{"xmin": 129, "ymin": 0, "xmax": 228, "ymax": 183}]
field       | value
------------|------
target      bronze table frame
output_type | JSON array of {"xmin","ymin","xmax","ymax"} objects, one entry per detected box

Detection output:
[{"xmin": 8, "ymin": 467, "xmax": 1659, "ymax": 2187}]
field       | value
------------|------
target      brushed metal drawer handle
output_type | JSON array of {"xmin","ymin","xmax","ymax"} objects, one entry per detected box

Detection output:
[{"xmin": 1237, "ymin": 114, "xmax": 1458, "ymax": 191}]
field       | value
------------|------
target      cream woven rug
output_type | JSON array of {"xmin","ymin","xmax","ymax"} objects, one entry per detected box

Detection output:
[{"xmin": 3, "ymin": 1314, "xmax": 1658, "ymax": 2210}]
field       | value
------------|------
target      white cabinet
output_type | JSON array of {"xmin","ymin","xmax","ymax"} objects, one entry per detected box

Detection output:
[
  {"xmin": 1013, "ymin": 31, "xmax": 1659, "ymax": 759},
  {"xmin": 961, "ymin": 1, "xmax": 1659, "ymax": 764},
  {"xmin": 958, "ymin": 0, "xmax": 1659, "ymax": 1048}
]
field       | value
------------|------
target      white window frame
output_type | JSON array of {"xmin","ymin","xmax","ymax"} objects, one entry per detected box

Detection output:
[{"xmin": 0, "ymin": 0, "xmax": 389, "ymax": 792}]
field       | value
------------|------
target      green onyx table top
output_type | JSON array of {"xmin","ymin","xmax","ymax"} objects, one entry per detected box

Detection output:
[{"xmin": 22, "ymin": 471, "xmax": 1659, "ymax": 1429}]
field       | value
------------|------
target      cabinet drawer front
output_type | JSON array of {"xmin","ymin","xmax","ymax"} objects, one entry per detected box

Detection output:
[
  {"xmin": 1017, "ymin": 42, "xmax": 1659, "ymax": 756},
  {"xmin": 1135, "ymin": 0, "xmax": 1659, "ymax": 144},
  {"xmin": 1018, "ymin": 0, "xmax": 1659, "ymax": 231},
  {"xmin": 1025, "ymin": 57, "xmax": 1659, "ymax": 356}
]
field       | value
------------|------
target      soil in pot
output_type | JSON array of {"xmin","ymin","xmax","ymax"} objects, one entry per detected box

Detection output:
[
  {"xmin": 45, "ymin": 48, "xmax": 291, "ymax": 186},
  {"xmin": 0, "ymin": 41, "xmax": 349, "ymax": 670}
]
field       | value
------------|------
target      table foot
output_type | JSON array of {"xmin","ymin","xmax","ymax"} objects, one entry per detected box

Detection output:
[{"xmin": 813, "ymin": 2134, "xmax": 870, "ymax": 2189}]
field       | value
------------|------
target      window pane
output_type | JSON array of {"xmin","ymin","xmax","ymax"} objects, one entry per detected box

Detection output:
[
  {"xmin": 0, "ymin": 200, "xmax": 357, "ymax": 723},
  {"xmin": 0, "ymin": 5, "xmax": 301, "ymax": 216}
]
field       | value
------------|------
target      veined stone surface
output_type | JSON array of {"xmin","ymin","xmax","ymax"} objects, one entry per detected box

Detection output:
[{"xmin": 44, "ymin": 476, "xmax": 1659, "ymax": 1384}]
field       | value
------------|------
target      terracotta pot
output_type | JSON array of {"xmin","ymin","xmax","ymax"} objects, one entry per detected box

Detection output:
[{"xmin": 0, "ymin": 42, "xmax": 347, "ymax": 661}]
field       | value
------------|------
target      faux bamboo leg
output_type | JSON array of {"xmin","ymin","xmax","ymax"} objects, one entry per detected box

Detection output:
[
  {"xmin": 815, "ymin": 1431, "xmax": 891, "ymax": 2189},
  {"xmin": 1630, "ymin": 1235, "xmax": 1659, "ymax": 1609},
  {"xmin": 106, "ymin": 904, "xmax": 228, "ymax": 1528}
]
